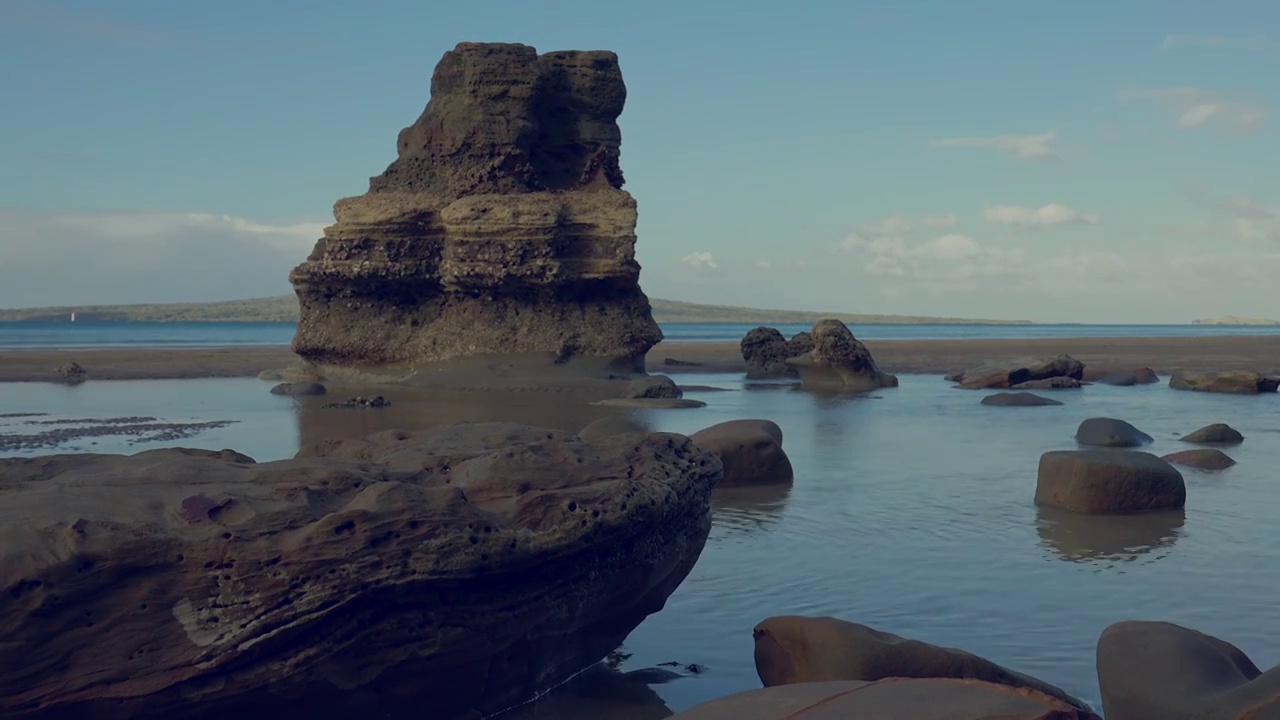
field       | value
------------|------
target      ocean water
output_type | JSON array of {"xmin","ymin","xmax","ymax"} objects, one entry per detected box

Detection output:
[
  {"xmin": 3, "ymin": 373, "xmax": 1279, "ymax": 717},
  {"xmin": 4, "ymin": 320, "xmax": 1280, "ymax": 349}
]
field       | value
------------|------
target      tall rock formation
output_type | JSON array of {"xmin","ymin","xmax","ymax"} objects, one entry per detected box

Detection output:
[{"xmin": 289, "ymin": 42, "xmax": 663, "ymax": 378}]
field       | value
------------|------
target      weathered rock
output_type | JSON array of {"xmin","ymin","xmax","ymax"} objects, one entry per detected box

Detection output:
[
  {"xmin": 322, "ymin": 395, "xmax": 391, "ymax": 409},
  {"xmin": 289, "ymin": 42, "xmax": 663, "ymax": 378},
  {"xmin": 981, "ymin": 392, "xmax": 1063, "ymax": 407},
  {"xmin": 1091, "ymin": 367, "xmax": 1158, "ymax": 386},
  {"xmin": 786, "ymin": 331, "xmax": 814, "ymax": 356},
  {"xmin": 1096, "ymin": 620, "xmax": 1280, "ymax": 720},
  {"xmin": 1035, "ymin": 450, "xmax": 1186, "ymax": 514},
  {"xmin": 1074, "ymin": 417, "xmax": 1152, "ymax": 447},
  {"xmin": 741, "ymin": 327, "xmax": 798, "ymax": 378},
  {"xmin": 785, "ymin": 319, "xmax": 898, "ymax": 392},
  {"xmin": 1170, "ymin": 370, "xmax": 1280, "ymax": 394},
  {"xmin": 1011, "ymin": 377, "xmax": 1083, "ymax": 390},
  {"xmin": 0, "ymin": 423, "xmax": 721, "ymax": 719},
  {"xmin": 1181, "ymin": 423, "xmax": 1245, "ymax": 444},
  {"xmin": 750, "ymin": 616, "xmax": 1097, "ymax": 715},
  {"xmin": 269, "ymin": 381, "xmax": 327, "ymax": 396},
  {"xmin": 577, "ymin": 414, "xmax": 649, "ymax": 442},
  {"xmin": 669, "ymin": 679, "xmax": 1100, "ymax": 719},
  {"xmin": 1161, "ymin": 448, "xmax": 1236, "ymax": 471},
  {"xmin": 952, "ymin": 355, "xmax": 1084, "ymax": 390},
  {"xmin": 52, "ymin": 362, "xmax": 87, "ymax": 385},
  {"xmin": 690, "ymin": 419, "xmax": 792, "ymax": 486},
  {"xmin": 625, "ymin": 375, "xmax": 682, "ymax": 399}
]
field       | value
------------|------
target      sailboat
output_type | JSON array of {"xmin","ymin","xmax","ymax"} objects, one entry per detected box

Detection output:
[{"xmin": 70, "ymin": 311, "xmax": 76, "ymax": 323}]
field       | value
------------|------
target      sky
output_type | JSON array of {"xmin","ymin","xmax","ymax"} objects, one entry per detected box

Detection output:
[{"xmin": 1, "ymin": 0, "xmax": 1278, "ymax": 323}]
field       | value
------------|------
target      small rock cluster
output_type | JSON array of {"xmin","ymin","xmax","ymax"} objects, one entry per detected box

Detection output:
[{"xmin": 323, "ymin": 395, "xmax": 392, "ymax": 409}]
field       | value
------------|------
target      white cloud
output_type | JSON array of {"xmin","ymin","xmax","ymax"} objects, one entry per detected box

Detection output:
[
  {"xmin": 1161, "ymin": 34, "xmax": 1266, "ymax": 51},
  {"xmin": 929, "ymin": 131, "xmax": 1060, "ymax": 161},
  {"xmin": 983, "ymin": 203, "xmax": 1101, "ymax": 228},
  {"xmin": 0, "ymin": 210, "xmax": 324, "ymax": 308},
  {"xmin": 1118, "ymin": 87, "xmax": 1267, "ymax": 135},
  {"xmin": 921, "ymin": 213, "xmax": 959, "ymax": 229},
  {"xmin": 756, "ymin": 260, "xmax": 771, "ymax": 269},
  {"xmin": 679, "ymin": 251, "xmax": 719, "ymax": 270}
]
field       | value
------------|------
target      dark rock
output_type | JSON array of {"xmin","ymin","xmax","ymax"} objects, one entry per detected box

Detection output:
[
  {"xmin": 1035, "ymin": 450, "xmax": 1186, "ymax": 514},
  {"xmin": 1092, "ymin": 367, "xmax": 1159, "ymax": 386},
  {"xmin": 690, "ymin": 419, "xmax": 792, "ymax": 486},
  {"xmin": 1180, "ymin": 423, "xmax": 1245, "ymax": 444},
  {"xmin": 750, "ymin": 616, "xmax": 1098, "ymax": 715},
  {"xmin": 1161, "ymin": 448, "xmax": 1236, "ymax": 471},
  {"xmin": 1011, "ymin": 377, "xmax": 1083, "ymax": 390},
  {"xmin": 786, "ymin": 319, "xmax": 898, "ymax": 392},
  {"xmin": 741, "ymin": 327, "xmax": 800, "ymax": 379},
  {"xmin": 322, "ymin": 395, "xmax": 391, "ymax": 409},
  {"xmin": 1075, "ymin": 417, "xmax": 1153, "ymax": 447},
  {"xmin": 786, "ymin": 331, "xmax": 814, "ymax": 356},
  {"xmin": 0, "ymin": 423, "xmax": 721, "ymax": 719},
  {"xmin": 625, "ymin": 375, "xmax": 682, "ymax": 399},
  {"xmin": 981, "ymin": 392, "xmax": 1063, "ymax": 407},
  {"xmin": 269, "ymin": 381, "xmax": 327, "ymax": 396},
  {"xmin": 951, "ymin": 355, "xmax": 1084, "ymax": 389},
  {"xmin": 289, "ymin": 42, "xmax": 663, "ymax": 377},
  {"xmin": 662, "ymin": 358, "xmax": 701, "ymax": 367},
  {"xmin": 1170, "ymin": 370, "xmax": 1280, "ymax": 394},
  {"xmin": 1097, "ymin": 620, "xmax": 1280, "ymax": 720},
  {"xmin": 52, "ymin": 362, "xmax": 87, "ymax": 385}
]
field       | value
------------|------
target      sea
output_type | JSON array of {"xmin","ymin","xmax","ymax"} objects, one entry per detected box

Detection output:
[{"xmin": 3, "ymin": 322, "xmax": 1279, "ymax": 717}]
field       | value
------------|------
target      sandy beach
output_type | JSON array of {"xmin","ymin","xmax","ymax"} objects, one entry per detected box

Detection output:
[{"xmin": 3, "ymin": 336, "xmax": 1280, "ymax": 383}]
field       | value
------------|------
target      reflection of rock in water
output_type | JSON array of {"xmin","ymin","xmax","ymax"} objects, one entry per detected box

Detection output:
[
  {"xmin": 1036, "ymin": 506, "xmax": 1185, "ymax": 564},
  {"xmin": 712, "ymin": 484, "xmax": 792, "ymax": 534},
  {"xmin": 496, "ymin": 661, "xmax": 674, "ymax": 719}
]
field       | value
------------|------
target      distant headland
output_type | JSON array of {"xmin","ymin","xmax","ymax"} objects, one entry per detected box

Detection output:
[
  {"xmin": 0, "ymin": 295, "xmax": 1032, "ymax": 326},
  {"xmin": 1191, "ymin": 315, "xmax": 1280, "ymax": 326}
]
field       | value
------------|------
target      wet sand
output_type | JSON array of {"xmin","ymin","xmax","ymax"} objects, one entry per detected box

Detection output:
[{"xmin": 3, "ymin": 336, "xmax": 1280, "ymax": 382}]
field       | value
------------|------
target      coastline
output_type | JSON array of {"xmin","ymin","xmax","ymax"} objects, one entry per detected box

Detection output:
[{"xmin": 3, "ymin": 335, "xmax": 1280, "ymax": 382}]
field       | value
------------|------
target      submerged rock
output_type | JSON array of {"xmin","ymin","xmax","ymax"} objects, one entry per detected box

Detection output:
[
  {"xmin": 289, "ymin": 42, "xmax": 663, "ymax": 378},
  {"xmin": 981, "ymin": 392, "xmax": 1063, "ymax": 407},
  {"xmin": 1010, "ymin": 377, "xmax": 1083, "ymax": 390},
  {"xmin": 1035, "ymin": 450, "xmax": 1186, "ymax": 514},
  {"xmin": 690, "ymin": 419, "xmax": 792, "ymax": 486},
  {"xmin": 1091, "ymin": 367, "xmax": 1159, "ymax": 386},
  {"xmin": 785, "ymin": 319, "xmax": 898, "ymax": 392},
  {"xmin": 1180, "ymin": 423, "xmax": 1245, "ymax": 444},
  {"xmin": 1170, "ymin": 370, "xmax": 1280, "ymax": 394},
  {"xmin": 740, "ymin": 327, "xmax": 808, "ymax": 379},
  {"xmin": 951, "ymin": 355, "xmax": 1084, "ymax": 390},
  {"xmin": 269, "ymin": 381, "xmax": 327, "ymax": 396},
  {"xmin": 1074, "ymin": 417, "xmax": 1152, "ymax": 447},
  {"xmin": 1161, "ymin": 448, "xmax": 1236, "ymax": 471},
  {"xmin": 0, "ymin": 423, "xmax": 722, "ymax": 719},
  {"xmin": 1097, "ymin": 620, "xmax": 1280, "ymax": 720},
  {"xmin": 625, "ymin": 375, "xmax": 682, "ymax": 399}
]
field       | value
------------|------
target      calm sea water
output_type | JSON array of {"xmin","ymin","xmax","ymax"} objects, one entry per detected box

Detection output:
[
  {"xmin": 4, "ymin": 320, "xmax": 1280, "ymax": 349},
  {"xmin": 3, "ymin": 374, "xmax": 1278, "ymax": 717}
]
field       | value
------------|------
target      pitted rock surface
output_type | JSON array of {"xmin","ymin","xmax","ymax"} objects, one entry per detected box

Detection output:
[{"xmin": 786, "ymin": 319, "xmax": 898, "ymax": 391}]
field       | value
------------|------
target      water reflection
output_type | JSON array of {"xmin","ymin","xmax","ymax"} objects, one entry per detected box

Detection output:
[
  {"xmin": 1036, "ymin": 506, "xmax": 1185, "ymax": 564},
  {"xmin": 496, "ymin": 661, "xmax": 674, "ymax": 719},
  {"xmin": 712, "ymin": 483, "xmax": 793, "ymax": 535}
]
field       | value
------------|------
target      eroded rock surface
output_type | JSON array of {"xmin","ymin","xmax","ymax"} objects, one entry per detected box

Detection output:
[
  {"xmin": 951, "ymin": 355, "xmax": 1084, "ymax": 390},
  {"xmin": 1075, "ymin": 417, "xmax": 1152, "ymax": 448},
  {"xmin": 289, "ymin": 42, "xmax": 663, "ymax": 378},
  {"xmin": 1162, "ymin": 448, "xmax": 1236, "ymax": 471},
  {"xmin": 0, "ymin": 423, "xmax": 721, "ymax": 719},
  {"xmin": 740, "ymin": 328, "xmax": 813, "ymax": 379},
  {"xmin": 1181, "ymin": 423, "xmax": 1245, "ymax": 444},
  {"xmin": 786, "ymin": 320, "xmax": 898, "ymax": 392},
  {"xmin": 1035, "ymin": 450, "xmax": 1186, "ymax": 515},
  {"xmin": 1091, "ymin": 367, "xmax": 1158, "ymax": 386},
  {"xmin": 690, "ymin": 419, "xmax": 792, "ymax": 486},
  {"xmin": 1011, "ymin": 377, "xmax": 1082, "ymax": 390},
  {"xmin": 1170, "ymin": 370, "xmax": 1280, "ymax": 394}
]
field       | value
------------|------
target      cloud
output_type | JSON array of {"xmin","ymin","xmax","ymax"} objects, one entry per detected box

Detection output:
[
  {"xmin": 983, "ymin": 203, "xmax": 1101, "ymax": 228},
  {"xmin": 1184, "ymin": 186, "xmax": 1280, "ymax": 245},
  {"xmin": 929, "ymin": 131, "xmax": 1060, "ymax": 161},
  {"xmin": 679, "ymin": 251, "xmax": 719, "ymax": 270},
  {"xmin": 921, "ymin": 213, "xmax": 959, "ymax": 230},
  {"xmin": 1117, "ymin": 87, "xmax": 1267, "ymax": 135},
  {"xmin": 1161, "ymin": 34, "xmax": 1266, "ymax": 51},
  {"xmin": 0, "ymin": 209, "xmax": 324, "ymax": 308}
]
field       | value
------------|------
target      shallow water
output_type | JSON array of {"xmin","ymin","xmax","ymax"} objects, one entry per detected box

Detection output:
[{"xmin": 3, "ymin": 374, "xmax": 1279, "ymax": 716}]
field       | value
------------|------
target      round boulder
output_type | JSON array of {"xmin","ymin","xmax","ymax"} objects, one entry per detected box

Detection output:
[
  {"xmin": 1180, "ymin": 422, "xmax": 1244, "ymax": 445},
  {"xmin": 1161, "ymin": 448, "xmax": 1236, "ymax": 471},
  {"xmin": 52, "ymin": 362, "xmax": 88, "ymax": 385},
  {"xmin": 740, "ymin": 327, "xmax": 797, "ymax": 379},
  {"xmin": 690, "ymin": 419, "xmax": 791, "ymax": 486},
  {"xmin": 270, "ymin": 381, "xmax": 327, "ymax": 396},
  {"xmin": 1035, "ymin": 450, "xmax": 1186, "ymax": 514},
  {"xmin": 625, "ymin": 375, "xmax": 682, "ymax": 399},
  {"xmin": 981, "ymin": 392, "xmax": 1063, "ymax": 407},
  {"xmin": 1092, "ymin": 367, "xmax": 1158, "ymax": 386},
  {"xmin": 1075, "ymin": 417, "xmax": 1152, "ymax": 447},
  {"xmin": 1170, "ymin": 370, "xmax": 1279, "ymax": 394}
]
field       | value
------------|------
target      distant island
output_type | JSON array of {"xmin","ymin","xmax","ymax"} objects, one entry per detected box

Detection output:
[
  {"xmin": 0, "ymin": 295, "xmax": 1032, "ymax": 326},
  {"xmin": 1191, "ymin": 315, "xmax": 1280, "ymax": 326}
]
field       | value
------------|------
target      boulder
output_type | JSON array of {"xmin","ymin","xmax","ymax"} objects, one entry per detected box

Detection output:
[
  {"xmin": 951, "ymin": 355, "xmax": 1084, "ymax": 390},
  {"xmin": 1091, "ymin": 367, "xmax": 1158, "ymax": 386},
  {"xmin": 288, "ymin": 42, "xmax": 664, "ymax": 378},
  {"xmin": 741, "ymin": 327, "xmax": 798, "ymax": 378},
  {"xmin": 577, "ymin": 415, "xmax": 649, "ymax": 442},
  {"xmin": 750, "ymin": 616, "xmax": 1096, "ymax": 715},
  {"xmin": 1074, "ymin": 417, "xmax": 1152, "ymax": 447},
  {"xmin": 1180, "ymin": 423, "xmax": 1245, "ymax": 444},
  {"xmin": 690, "ymin": 419, "xmax": 792, "ymax": 486},
  {"xmin": 625, "ymin": 375, "xmax": 682, "ymax": 399},
  {"xmin": 1035, "ymin": 450, "xmax": 1186, "ymax": 514},
  {"xmin": 1011, "ymin": 377, "xmax": 1083, "ymax": 390},
  {"xmin": 1161, "ymin": 448, "xmax": 1236, "ymax": 471},
  {"xmin": 1096, "ymin": 620, "xmax": 1280, "ymax": 720},
  {"xmin": 269, "ymin": 381, "xmax": 327, "ymax": 396},
  {"xmin": 786, "ymin": 331, "xmax": 814, "ymax": 356},
  {"xmin": 980, "ymin": 392, "xmax": 1063, "ymax": 407},
  {"xmin": 1170, "ymin": 370, "xmax": 1280, "ymax": 394},
  {"xmin": 785, "ymin": 319, "xmax": 898, "ymax": 392},
  {"xmin": 52, "ymin": 362, "xmax": 87, "ymax": 385},
  {"xmin": 0, "ymin": 423, "xmax": 722, "ymax": 719},
  {"xmin": 669, "ymin": 679, "xmax": 1101, "ymax": 719}
]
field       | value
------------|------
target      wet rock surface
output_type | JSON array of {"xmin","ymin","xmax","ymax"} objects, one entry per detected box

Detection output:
[
  {"xmin": 1170, "ymin": 370, "xmax": 1280, "ymax": 394},
  {"xmin": 0, "ymin": 416, "xmax": 238, "ymax": 453},
  {"xmin": 1091, "ymin": 367, "xmax": 1159, "ymax": 386},
  {"xmin": 690, "ymin": 419, "xmax": 792, "ymax": 487},
  {"xmin": 1161, "ymin": 448, "xmax": 1237, "ymax": 471},
  {"xmin": 322, "ymin": 395, "xmax": 392, "ymax": 409},
  {"xmin": 52, "ymin": 362, "xmax": 87, "ymax": 384},
  {"xmin": 1180, "ymin": 422, "xmax": 1245, "ymax": 444},
  {"xmin": 1074, "ymin": 417, "xmax": 1153, "ymax": 448},
  {"xmin": 269, "ymin": 381, "xmax": 327, "ymax": 396},
  {"xmin": 1035, "ymin": 450, "xmax": 1186, "ymax": 515},
  {"xmin": 1011, "ymin": 376, "xmax": 1083, "ymax": 390},
  {"xmin": 740, "ymin": 328, "xmax": 813, "ymax": 379},
  {"xmin": 625, "ymin": 375, "xmax": 682, "ymax": 399},
  {"xmin": 951, "ymin": 355, "xmax": 1084, "ymax": 390},
  {"xmin": 786, "ymin": 319, "xmax": 898, "ymax": 392},
  {"xmin": 981, "ymin": 392, "xmax": 1063, "ymax": 407}
]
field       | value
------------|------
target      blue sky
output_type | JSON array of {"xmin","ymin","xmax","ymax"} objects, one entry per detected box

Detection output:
[{"xmin": 1, "ymin": 0, "xmax": 1278, "ymax": 322}]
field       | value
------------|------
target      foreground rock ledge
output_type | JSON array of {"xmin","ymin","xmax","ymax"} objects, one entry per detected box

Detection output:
[
  {"xmin": 0, "ymin": 423, "xmax": 722, "ymax": 719},
  {"xmin": 289, "ymin": 42, "xmax": 663, "ymax": 378}
]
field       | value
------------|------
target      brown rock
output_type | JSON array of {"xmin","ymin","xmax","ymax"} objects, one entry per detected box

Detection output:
[
  {"xmin": 981, "ymin": 392, "xmax": 1063, "ymax": 406},
  {"xmin": 741, "ymin": 327, "xmax": 798, "ymax": 378},
  {"xmin": 1035, "ymin": 450, "xmax": 1186, "ymax": 514},
  {"xmin": 577, "ymin": 414, "xmax": 649, "ymax": 442},
  {"xmin": 289, "ymin": 42, "xmax": 663, "ymax": 378},
  {"xmin": 785, "ymin": 319, "xmax": 898, "ymax": 391},
  {"xmin": 1180, "ymin": 422, "xmax": 1245, "ymax": 444},
  {"xmin": 1074, "ymin": 417, "xmax": 1152, "ymax": 447},
  {"xmin": 786, "ymin": 331, "xmax": 814, "ymax": 356},
  {"xmin": 52, "ymin": 362, "xmax": 87, "ymax": 385},
  {"xmin": 1170, "ymin": 370, "xmax": 1280, "ymax": 394},
  {"xmin": 750, "ymin": 616, "xmax": 1096, "ymax": 715},
  {"xmin": 268, "ymin": 381, "xmax": 326, "ymax": 396},
  {"xmin": 1011, "ymin": 377, "xmax": 1083, "ymax": 390},
  {"xmin": 952, "ymin": 355, "xmax": 1084, "ymax": 389},
  {"xmin": 1089, "ymin": 367, "xmax": 1158, "ymax": 386},
  {"xmin": 1161, "ymin": 448, "xmax": 1236, "ymax": 471},
  {"xmin": 625, "ymin": 375, "xmax": 682, "ymax": 399},
  {"xmin": 1096, "ymin": 620, "xmax": 1280, "ymax": 720},
  {"xmin": 0, "ymin": 423, "xmax": 721, "ymax": 719},
  {"xmin": 690, "ymin": 419, "xmax": 792, "ymax": 486}
]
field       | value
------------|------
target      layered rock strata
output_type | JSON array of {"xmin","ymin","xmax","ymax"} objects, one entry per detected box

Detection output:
[
  {"xmin": 0, "ymin": 423, "xmax": 721, "ymax": 719},
  {"xmin": 289, "ymin": 42, "xmax": 663, "ymax": 378}
]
